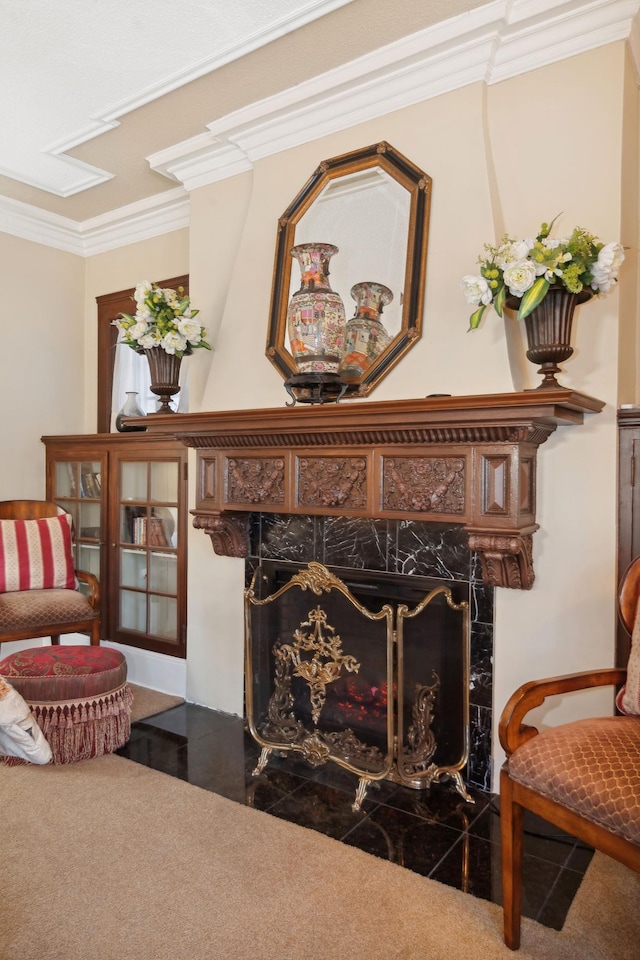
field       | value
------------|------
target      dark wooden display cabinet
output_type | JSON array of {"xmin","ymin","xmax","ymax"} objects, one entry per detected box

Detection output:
[{"xmin": 43, "ymin": 433, "xmax": 188, "ymax": 659}]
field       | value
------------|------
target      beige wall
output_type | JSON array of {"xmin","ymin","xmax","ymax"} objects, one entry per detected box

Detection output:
[
  {"xmin": 0, "ymin": 233, "xmax": 85, "ymax": 499},
  {"xmin": 5, "ymin": 41, "xmax": 635, "ymax": 786}
]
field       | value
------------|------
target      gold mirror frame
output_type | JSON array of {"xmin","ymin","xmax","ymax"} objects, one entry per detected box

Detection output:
[{"xmin": 265, "ymin": 141, "xmax": 432, "ymax": 398}]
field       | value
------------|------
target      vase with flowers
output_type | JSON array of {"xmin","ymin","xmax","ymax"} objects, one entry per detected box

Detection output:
[
  {"xmin": 461, "ymin": 218, "xmax": 625, "ymax": 388},
  {"xmin": 114, "ymin": 281, "xmax": 211, "ymax": 413}
]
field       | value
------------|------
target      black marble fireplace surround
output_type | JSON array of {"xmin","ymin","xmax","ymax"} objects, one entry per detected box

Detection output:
[{"xmin": 246, "ymin": 513, "xmax": 494, "ymax": 792}]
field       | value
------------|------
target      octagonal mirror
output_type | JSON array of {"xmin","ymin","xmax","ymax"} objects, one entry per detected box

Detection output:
[{"xmin": 266, "ymin": 141, "xmax": 432, "ymax": 398}]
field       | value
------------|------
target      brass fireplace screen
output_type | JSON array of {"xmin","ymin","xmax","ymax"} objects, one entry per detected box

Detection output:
[{"xmin": 244, "ymin": 561, "xmax": 470, "ymax": 811}]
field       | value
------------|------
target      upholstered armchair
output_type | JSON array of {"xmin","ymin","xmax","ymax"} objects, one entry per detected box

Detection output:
[
  {"xmin": 499, "ymin": 557, "xmax": 640, "ymax": 950},
  {"xmin": 0, "ymin": 499, "xmax": 100, "ymax": 648}
]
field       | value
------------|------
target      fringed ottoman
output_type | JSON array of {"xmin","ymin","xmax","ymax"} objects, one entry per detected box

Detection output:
[{"xmin": 0, "ymin": 646, "xmax": 133, "ymax": 764}]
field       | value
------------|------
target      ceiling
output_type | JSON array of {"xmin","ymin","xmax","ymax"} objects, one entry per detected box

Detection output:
[
  {"xmin": 1, "ymin": 0, "xmax": 490, "ymax": 222},
  {"xmin": 2, "ymin": 0, "xmax": 639, "ymax": 249}
]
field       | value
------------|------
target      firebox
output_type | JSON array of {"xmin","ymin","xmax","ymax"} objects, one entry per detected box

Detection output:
[{"xmin": 245, "ymin": 560, "xmax": 470, "ymax": 811}]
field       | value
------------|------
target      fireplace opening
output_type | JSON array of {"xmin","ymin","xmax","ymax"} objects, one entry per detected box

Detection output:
[
  {"xmin": 245, "ymin": 560, "xmax": 470, "ymax": 809},
  {"xmin": 246, "ymin": 513, "xmax": 495, "ymax": 793}
]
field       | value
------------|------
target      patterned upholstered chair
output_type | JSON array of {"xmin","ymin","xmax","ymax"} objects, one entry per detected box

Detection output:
[
  {"xmin": 0, "ymin": 499, "xmax": 100, "ymax": 648},
  {"xmin": 0, "ymin": 500, "xmax": 132, "ymax": 763},
  {"xmin": 499, "ymin": 558, "xmax": 640, "ymax": 950}
]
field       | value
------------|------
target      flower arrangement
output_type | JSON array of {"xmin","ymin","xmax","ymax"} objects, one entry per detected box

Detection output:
[
  {"xmin": 462, "ymin": 218, "xmax": 625, "ymax": 329},
  {"xmin": 114, "ymin": 281, "xmax": 211, "ymax": 356}
]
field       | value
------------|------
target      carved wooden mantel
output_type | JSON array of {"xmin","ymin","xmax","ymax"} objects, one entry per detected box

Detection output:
[{"xmin": 138, "ymin": 389, "xmax": 604, "ymax": 590}]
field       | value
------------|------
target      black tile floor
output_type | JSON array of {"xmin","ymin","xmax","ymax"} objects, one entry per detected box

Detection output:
[{"xmin": 116, "ymin": 702, "xmax": 594, "ymax": 931}]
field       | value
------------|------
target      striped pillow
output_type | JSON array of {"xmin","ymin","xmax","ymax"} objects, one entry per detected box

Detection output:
[{"xmin": 0, "ymin": 515, "xmax": 76, "ymax": 593}]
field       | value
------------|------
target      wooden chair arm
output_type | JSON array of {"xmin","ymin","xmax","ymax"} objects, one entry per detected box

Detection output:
[
  {"xmin": 499, "ymin": 667, "xmax": 627, "ymax": 757},
  {"xmin": 76, "ymin": 570, "xmax": 100, "ymax": 609}
]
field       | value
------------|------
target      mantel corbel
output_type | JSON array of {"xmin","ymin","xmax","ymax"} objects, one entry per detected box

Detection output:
[
  {"xmin": 466, "ymin": 530, "xmax": 536, "ymax": 590},
  {"xmin": 192, "ymin": 512, "xmax": 249, "ymax": 559},
  {"xmin": 142, "ymin": 390, "xmax": 604, "ymax": 590}
]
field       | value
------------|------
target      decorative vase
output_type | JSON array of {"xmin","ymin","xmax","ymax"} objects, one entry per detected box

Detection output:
[
  {"xmin": 287, "ymin": 243, "xmax": 346, "ymax": 375},
  {"xmin": 140, "ymin": 347, "xmax": 189, "ymax": 414},
  {"xmin": 339, "ymin": 281, "xmax": 393, "ymax": 379},
  {"xmin": 115, "ymin": 391, "xmax": 146, "ymax": 432},
  {"xmin": 506, "ymin": 285, "xmax": 593, "ymax": 389}
]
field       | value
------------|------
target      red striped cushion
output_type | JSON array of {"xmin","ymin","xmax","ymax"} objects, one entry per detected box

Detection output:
[{"xmin": 0, "ymin": 515, "xmax": 76, "ymax": 593}]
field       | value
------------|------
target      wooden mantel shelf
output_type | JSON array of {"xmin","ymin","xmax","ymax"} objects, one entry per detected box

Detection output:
[{"xmin": 138, "ymin": 389, "xmax": 604, "ymax": 590}]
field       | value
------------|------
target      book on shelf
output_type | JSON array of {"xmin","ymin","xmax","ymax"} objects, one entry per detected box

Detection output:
[
  {"xmin": 80, "ymin": 470, "xmax": 101, "ymax": 499},
  {"xmin": 133, "ymin": 516, "xmax": 147, "ymax": 545}
]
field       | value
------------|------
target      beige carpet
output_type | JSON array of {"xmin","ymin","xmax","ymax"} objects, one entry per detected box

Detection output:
[
  {"xmin": 128, "ymin": 683, "xmax": 184, "ymax": 723},
  {"xmin": 1, "ymin": 755, "xmax": 638, "ymax": 960}
]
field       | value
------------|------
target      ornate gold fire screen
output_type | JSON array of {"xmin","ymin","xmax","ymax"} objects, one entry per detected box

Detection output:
[{"xmin": 244, "ymin": 561, "xmax": 470, "ymax": 811}]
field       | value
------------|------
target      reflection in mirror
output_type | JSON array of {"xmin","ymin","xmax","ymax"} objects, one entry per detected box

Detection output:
[
  {"xmin": 266, "ymin": 142, "xmax": 431, "ymax": 400},
  {"xmin": 289, "ymin": 168, "xmax": 410, "ymax": 341}
]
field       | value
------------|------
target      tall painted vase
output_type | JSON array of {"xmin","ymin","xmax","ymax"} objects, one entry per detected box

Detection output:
[
  {"xmin": 339, "ymin": 281, "xmax": 393, "ymax": 379},
  {"xmin": 287, "ymin": 243, "xmax": 346, "ymax": 375}
]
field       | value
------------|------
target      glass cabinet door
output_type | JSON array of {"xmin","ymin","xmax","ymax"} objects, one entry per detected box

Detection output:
[
  {"xmin": 117, "ymin": 459, "xmax": 181, "ymax": 648},
  {"xmin": 52, "ymin": 458, "xmax": 103, "ymax": 583}
]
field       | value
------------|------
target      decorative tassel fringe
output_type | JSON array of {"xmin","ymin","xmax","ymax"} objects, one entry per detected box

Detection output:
[{"xmin": 1, "ymin": 683, "xmax": 133, "ymax": 766}]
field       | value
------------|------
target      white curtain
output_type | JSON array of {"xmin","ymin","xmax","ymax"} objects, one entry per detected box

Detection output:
[{"xmin": 111, "ymin": 335, "xmax": 190, "ymax": 426}]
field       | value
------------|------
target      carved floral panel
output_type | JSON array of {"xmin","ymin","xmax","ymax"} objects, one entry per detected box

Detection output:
[
  {"xmin": 297, "ymin": 456, "xmax": 367, "ymax": 509},
  {"xmin": 382, "ymin": 457, "xmax": 465, "ymax": 514},
  {"xmin": 226, "ymin": 457, "xmax": 285, "ymax": 505}
]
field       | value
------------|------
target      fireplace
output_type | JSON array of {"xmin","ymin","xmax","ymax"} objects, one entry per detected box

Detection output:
[
  {"xmin": 138, "ymin": 390, "xmax": 602, "ymax": 795},
  {"xmin": 245, "ymin": 513, "xmax": 494, "ymax": 794}
]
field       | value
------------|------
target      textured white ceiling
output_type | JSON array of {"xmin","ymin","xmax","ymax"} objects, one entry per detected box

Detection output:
[
  {"xmin": 1, "ymin": 0, "xmax": 496, "ymax": 221},
  {"xmin": 1, "ymin": 0, "xmax": 355, "ymax": 196}
]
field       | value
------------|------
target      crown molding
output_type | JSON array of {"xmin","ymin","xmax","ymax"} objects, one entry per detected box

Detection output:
[
  {"xmin": 149, "ymin": 0, "xmax": 640, "ymax": 188},
  {"xmin": 3, "ymin": 0, "xmax": 639, "ymax": 253},
  {"xmin": 0, "ymin": 188, "xmax": 189, "ymax": 257}
]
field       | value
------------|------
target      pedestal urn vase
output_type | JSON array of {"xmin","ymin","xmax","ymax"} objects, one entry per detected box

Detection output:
[
  {"xmin": 506, "ymin": 285, "xmax": 593, "ymax": 389},
  {"xmin": 139, "ymin": 347, "xmax": 189, "ymax": 413},
  {"xmin": 287, "ymin": 243, "xmax": 346, "ymax": 375}
]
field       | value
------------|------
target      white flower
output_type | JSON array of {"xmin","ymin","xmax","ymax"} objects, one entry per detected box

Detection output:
[
  {"xmin": 495, "ymin": 239, "xmax": 532, "ymax": 271},
  {"xmin": 591, "ymin": 242, "xmax": 625, "ymax": 293},
  {"xmin": 461, "ymin": 275, "xmax": 493, "ymax": 306},
  {"xmin": 138, "ymin": 333, "xmax": 161, "ymax": 349},
  {"xmin": 128, "ymin": 320, "xmax": 148, "ymax": 342},
  {"xmin": 163, "ymin": 288, "xmax": 180, "ymax": 308},
  {"xmin": 117, "ymin": 282, "xmax": 210, "ymax": 355},
  {"xmin": 177, "ymin": 317, "xmax": 202, "ymax": 344},
  {"xmin": 503, "ymin": 260, "xmax": 537, "ymax": 298},
  {"xmin": 544, "ymin": 257, "xmax": 572, "ymax": 283},
  {"xmin": 161, "ymin": 332, "xmax": 188, "ymax": 355},
  {"xmin": 134, "ymin": 281, "xmax": 152, "ymax": 303}
]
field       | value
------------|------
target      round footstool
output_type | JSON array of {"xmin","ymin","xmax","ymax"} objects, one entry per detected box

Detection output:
[{"xmin": 0, "ymin": 646, "xmax": 133, "ymax": 764}]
